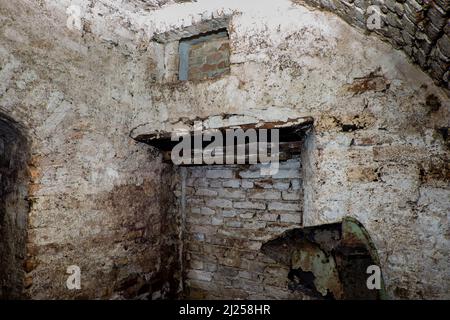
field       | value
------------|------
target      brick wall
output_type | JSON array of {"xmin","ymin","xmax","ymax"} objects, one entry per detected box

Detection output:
[
  {"xmin": 183, "ymin": 31, "xmax": 230, "ymax": 81},
  {"xmin": 178, "ymin": 157, "xmax": 304, "ymax": 299}
]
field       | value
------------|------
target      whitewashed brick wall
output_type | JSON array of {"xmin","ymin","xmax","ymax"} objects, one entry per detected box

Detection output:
[{"xmin": 178, "ymin": 157, "xmax": 303, "ymax": 299}]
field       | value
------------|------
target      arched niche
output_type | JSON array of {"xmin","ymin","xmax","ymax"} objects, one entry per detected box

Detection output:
[{"xmin": 0, "ymin": 112, "xmax": 30, "ymax": 299}]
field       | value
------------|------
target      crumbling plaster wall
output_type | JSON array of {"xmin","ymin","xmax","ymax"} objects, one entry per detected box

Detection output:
[
  {"xmin": 131, "ymin": 2, "xmax": 448, "ymax": 299},
  {"xmin": 0, "ymin": 1, "xmax": 181, "ymax": 299},
  {"xmin": 300, "ymin": 0, "xmax": 450, "ymax": 91},
  {"xmin": 1, "ymin": 0, "xmax": 449, "ymax": 299}
]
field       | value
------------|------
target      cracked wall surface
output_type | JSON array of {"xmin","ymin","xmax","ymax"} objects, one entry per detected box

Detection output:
[
  {"xmin": 299, "ymin": 0, "xmax": 450, "ymax": 92},
  {"xmin": 0, "ymin": 0, "xmax": 449, "ymax": 299}
]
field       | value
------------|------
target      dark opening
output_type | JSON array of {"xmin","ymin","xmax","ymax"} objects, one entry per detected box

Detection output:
[{"xmin": 0, "ymin": 112, "xmax": 30, "ymax": 299}]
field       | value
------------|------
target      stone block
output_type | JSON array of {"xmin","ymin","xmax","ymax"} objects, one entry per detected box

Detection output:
[
  {"xmin": 211, "ymin": 217, "xmax": 223, "ymax": 225},
  {"xmin": 206, "ymin": 198, "xmax": 233, "ymax": 208},
  {"xmin": 437, "ymin": 34, "xmax": 450, "ymax": 58},
  {"xmin": 253, "ymin": 180, "xmax": 274, "ymax": 189},
  {"xmin": 402, "ymin": 14, "xmax": 417, "ymax": 35},
  {"xmin": 427, "ymin": 3, "xmax": 447, "ymax": 30},
  {"xmin": 385, "ymin": 0, "xmax": 397, "ymax": 11},
  {"xmin": 206, "ymin": 169, "xmax": 234, "ymax": 179},
  {"xmin": 195, "ymin": 188, "xmax": 218, "ymax": 197},
  {"xmin": 384, "ymin": 12, "xmax": 403, "ymax": 28},
  {"xmin": 404, "ymin": 0, "xmax": 423, "ymax": 21},
  {"xmin": 268, "ymin": 202, "xmax": 301, "ymax": 211},
  {"xmin": 222, "ymin": 209, "xmax": 237, "ymax": 217},
  {"xmin": 281, "ymin": 191, "xmax": 301, "ymax": 201},
  {"xmin": 233, "ymin": 201, "xmax": 266, "ymax": 210},
  {"xmin": 429, "ymin": 59, "xmax": 447, "ymax": 79},
  {"xmin": 201, "ymin": 207, "xmax": 216, "ymax": 215},
  {"xmin": 290, "ymin": 179, "xmax": 301, "ymax": 190},
  {"xmin": 279, "ymin": 213, "xmax": 301, "ymax": 223},
  {"xmin": 243, "ymin": 221, "xmax": 267, "ymax": 230},
  {"xmin": 260, "ymin": 213, "xmax": 279, "ymax": 222},
  {"xmin": 425, "ymin": 20, "xmax": 442, "ymax": 42},
  {"xmin": 191, "ymin": 169, "xmax": 206, "ymax": 178},
  {"xmin": 189, "ymin": 260, "xmax": 204, "ymax": 270},
  {"xmin": 217, "ymin": 189, "xmax": 246, "ymax": 199},
  {"xmin": 187, "ymin": 214, "xmax": 210, "ymax": 225},
  {"xmin": 193, "ymin": 233, "xmax": 205, "ymax": 242},
  {"xmin": 240, "ymin": 211, "xmax": 255, "ymax": 219},
  {"xmin": 190, "ymin": 225, "xmax": 217, "ymax": 235},
  {"xmin": 225, "ymin": 220, "xmax": 242, "ymax": 228},
  {"xmin": 190, "ymin": 207, "xmax": 201, "ymax": 214},
  {"xmin": 187, "ymin": 270, "xmax": 213, "ymax": 282},
  {"xmin": 273, "ymin": 182, "xmax": 291, "ymax": 190},
  {"xmin": 238, "ymin": 170, "xmax": 262, "ymax": 179},
  {"xmin": 394, "ymin": 3, "xmax": 405, "ymax": 17},
  {"xmin": 222, "ymin": 179, "xmax": 241, "ymax": 188},
  {"xmin": 208, "ymin": 180, "xmax": 222, "ymax": 188},
  {"xmin": 278, "ymin": 159, "xmax": 301, "ymax": 169},
  {"xmin": 241, "ymin": 180, "xmax": 254, "ymax": 188},
  {"xmin": 248, "ymin": 189, "xmax": 281, "ymax": 200}
]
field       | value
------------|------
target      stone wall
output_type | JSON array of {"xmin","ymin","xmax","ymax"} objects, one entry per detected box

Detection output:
[
  {"xmin": 179, "ymin": 159, "xmax": 303, "ymax": 299},
  {"xmin": 299, "ymin": 0, "xmax": 450, "ymax": 91}
]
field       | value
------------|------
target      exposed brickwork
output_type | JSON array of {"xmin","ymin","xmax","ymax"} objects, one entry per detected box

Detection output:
[
  {"xmin": 178, "ymin": 158, "xmax": 304, "ymax": 299},
  {"xmin": 184, "ymin": 31, "xmax": 230, "ymax": 81},
  {"xmin": 298, "ymin": 0, "xmax": 450, "ymax": 91}
]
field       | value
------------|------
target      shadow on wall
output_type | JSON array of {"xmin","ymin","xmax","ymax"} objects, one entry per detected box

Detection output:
[
  {"xmin": 0, "ymin": 111, "xmax": 30, "ymax": 299},
  {"xmin": 261, "ymin": 217, "xmax": 387, "ymax": 300}
]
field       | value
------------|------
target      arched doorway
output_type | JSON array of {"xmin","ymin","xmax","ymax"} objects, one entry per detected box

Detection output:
[{"xmin": 0, "ymin": 112, "xmax": 30, "ymax": 299}]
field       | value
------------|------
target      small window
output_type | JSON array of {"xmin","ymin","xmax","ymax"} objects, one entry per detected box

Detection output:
[{"xmin": 178, "ymin": 29, "xmax": 230, "ymax": 81}]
